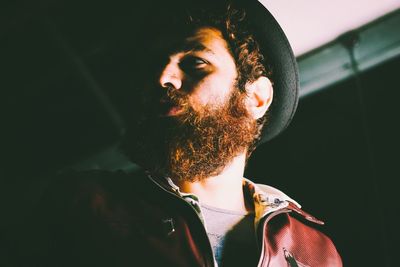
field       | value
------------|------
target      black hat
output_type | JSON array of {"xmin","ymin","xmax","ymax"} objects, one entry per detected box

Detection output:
[{"xmin": 239, "ymin": 0, "xmax": 299, "ymax": 144}]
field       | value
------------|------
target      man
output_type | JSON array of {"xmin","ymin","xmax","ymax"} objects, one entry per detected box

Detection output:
[{"xmin": 38, "ymin": 0, "xmax": 342, "ymax": 266}]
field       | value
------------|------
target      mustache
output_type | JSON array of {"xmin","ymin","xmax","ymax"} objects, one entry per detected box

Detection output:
[{"xmin": 161, "ymin": 86, "xmax": 190, "ymax": 108}]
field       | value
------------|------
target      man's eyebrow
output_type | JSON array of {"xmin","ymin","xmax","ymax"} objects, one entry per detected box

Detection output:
[{"xmin": 181, "ymin": 42, "xmax": 215, "ymax": 54}]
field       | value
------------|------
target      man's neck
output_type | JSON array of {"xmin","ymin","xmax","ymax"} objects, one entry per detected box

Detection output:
[{"xmin": 175, "ymin": 153, "xmax": 251, "ymax": 213}]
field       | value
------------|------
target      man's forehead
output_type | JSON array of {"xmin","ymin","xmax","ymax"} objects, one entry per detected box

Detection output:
[
  {"xmin": 184, "ymin": 28, "xmax": 226, "ymax": 52},
  {"xmin": 151, "ymin": 27, "xmax": 227, "ymax": 56}
]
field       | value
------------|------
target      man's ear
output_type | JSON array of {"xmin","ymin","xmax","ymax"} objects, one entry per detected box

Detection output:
[{"xmin": 245, "ymin": 76, "xmax": 273, "ymax": 120}]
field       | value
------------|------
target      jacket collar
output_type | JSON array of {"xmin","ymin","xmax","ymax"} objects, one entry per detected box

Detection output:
[
  {"xmin": 147, "ymin": 173, "xmax": 324, "ymax": 227},
  {"xmin": 242, "ymin": 178, "xmax": 301, "ymax": 229}
]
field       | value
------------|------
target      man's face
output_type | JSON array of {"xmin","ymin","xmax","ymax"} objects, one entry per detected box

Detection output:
[
  {"xmin": 156, "ymin": 27, "xmax": 238, "ymax": 115},
  {"xmin": 124, "ymin": 27, "xmax": 258, "ymax": 182}
]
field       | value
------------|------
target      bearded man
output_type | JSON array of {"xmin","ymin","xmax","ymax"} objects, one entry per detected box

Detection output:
[{"xmin": 37, "ymin": 0, "xmax": 342, "ymax": 266}]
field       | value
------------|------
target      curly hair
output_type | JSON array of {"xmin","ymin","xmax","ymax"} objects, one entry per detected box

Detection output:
[{"xmin": 182, "ymin": 3, "xmax": 271, "ymax": 91}]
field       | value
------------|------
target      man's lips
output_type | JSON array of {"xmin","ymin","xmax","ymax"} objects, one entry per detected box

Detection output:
[
  {"xmin": 158, "ymin": 101, "xmax": 184, "ymax": 117},
  {"xmin": 165, "ymin": 105, "xmax": 184, "ymax": 116}
]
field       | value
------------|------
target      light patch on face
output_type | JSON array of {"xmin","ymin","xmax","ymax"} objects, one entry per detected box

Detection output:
[{"xmin": 174, "ymin": 27, "xmax": 238, "ymax": 111}]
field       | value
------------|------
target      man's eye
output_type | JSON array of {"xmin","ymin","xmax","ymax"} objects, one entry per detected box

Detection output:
[
  {"xmin": 180, "ymin": 57, "xmax": 208, "ymax": 70},
  {"xmin": 192, "ymin": 57, "xmax": 207, "ymax": 66}
]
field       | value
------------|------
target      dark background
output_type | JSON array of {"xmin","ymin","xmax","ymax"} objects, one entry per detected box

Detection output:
[
  {"xmin": 247, "ymin": 55, "xmax": 400, "ymax": 266},
  {"xmin": 1, "ymin": 0, "xmax": 399, "ymax": 266}
]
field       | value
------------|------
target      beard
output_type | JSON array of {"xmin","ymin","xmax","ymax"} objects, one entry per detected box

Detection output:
[{"xmin": 122, "ymin": 88, "xmax": 258, "ymax": 183}]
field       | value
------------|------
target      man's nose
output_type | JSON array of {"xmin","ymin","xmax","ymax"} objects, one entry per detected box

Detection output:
[{"xmin": 158, "ymin": 61, "xmax": 183, "ymax": 90}]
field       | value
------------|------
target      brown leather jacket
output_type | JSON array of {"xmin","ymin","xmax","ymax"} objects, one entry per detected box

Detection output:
[{"xmin": 38, "ymin": 170, "xmax": 342, "ymax": 267}]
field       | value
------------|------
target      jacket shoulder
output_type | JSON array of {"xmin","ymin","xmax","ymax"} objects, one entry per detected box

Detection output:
[
  {"xmin": 38, "ymin": 169, "xmax": 154, "ymax": 229},
  {"xmin": 35, "ymin": 169, "xmax": 159, "ymax": 266},
  {"xmin": 264, "ymin": 211, "xmax": 343, "ymax": 266}
]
